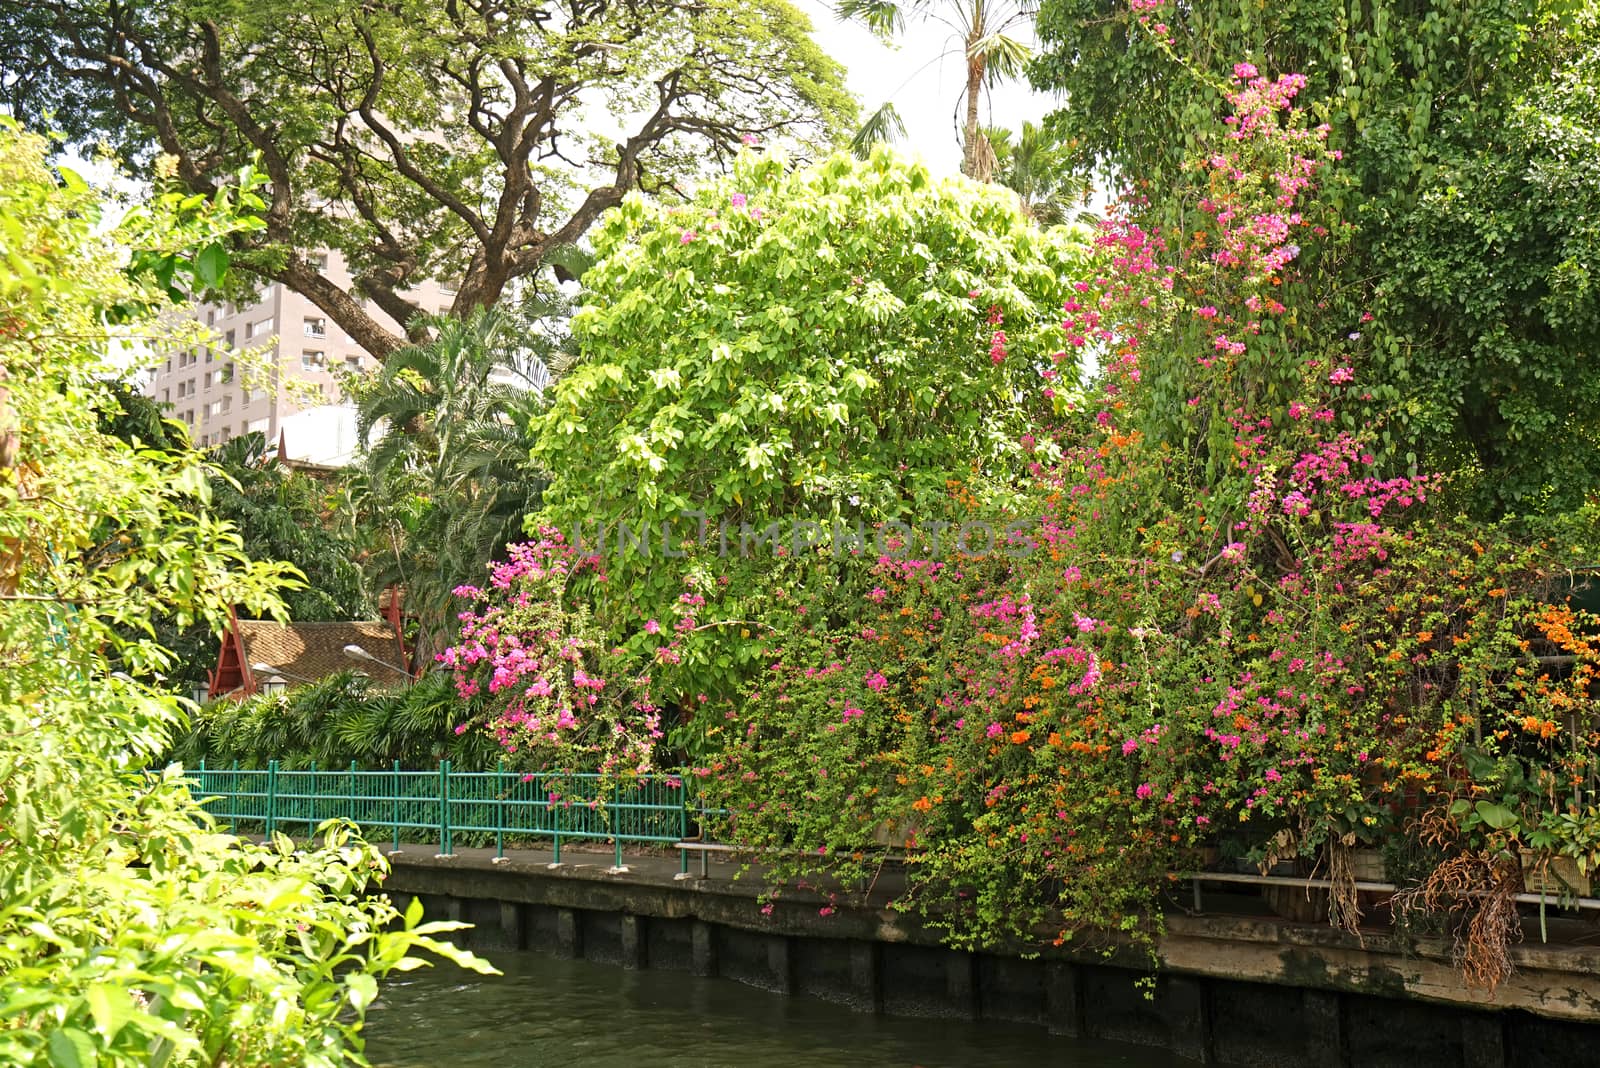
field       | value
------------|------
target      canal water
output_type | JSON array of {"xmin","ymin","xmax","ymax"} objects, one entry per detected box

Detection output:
[{"xmin": 364, "ymin": 951, "xmax": 1194, "ymax": 1067}]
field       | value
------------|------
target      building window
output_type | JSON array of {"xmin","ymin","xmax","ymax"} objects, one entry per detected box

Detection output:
[
  {"xmin": 224, "ymin": 329, "xmax": 235, "ymax": 348},
  {"xmin": 344, "ymin": 354, "xmax": 362, "ymax": 372},
  {"xmin": 164, "ymin": 359, "xmax": 172, "ymax": 373},
  {"xmin": 309, "ymin": 252, "xmax": 328, "ymax": 271},
  {"xmin": 302, "ymin": 350, "xmax": 327, "ymax": 371},
  {"xmin": 162, "ymin": 389, "xmax": 170, "ymax": 403},
  {"xmin": 303, "ymin": 317, "xmax": 327, "ymax": 339},
  {"xmin": 207, "ymin": 400, "xmax": 227, "ymax": 417},
  {"xmin": 249, "ymin": 318, "xmax": 274, "ymax": 339},
  {"xmin": 248, "ymin": 418, "xmax": 269, "ymax": 435}
]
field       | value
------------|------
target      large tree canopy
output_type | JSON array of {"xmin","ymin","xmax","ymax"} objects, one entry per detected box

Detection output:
[{"xmin": 2, "ymin": 0, "xmax": 855, "ymax": 358}]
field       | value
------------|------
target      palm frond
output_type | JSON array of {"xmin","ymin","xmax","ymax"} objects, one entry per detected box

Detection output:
[{"xmin": 851, "ymin": 101, "xmax": 909, "ymax": 159}]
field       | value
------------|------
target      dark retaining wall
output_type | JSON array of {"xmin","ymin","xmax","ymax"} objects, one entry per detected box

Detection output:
[{"xmin": 381, "ymin": 853, "xmax": 1600, "ymax": 1067}]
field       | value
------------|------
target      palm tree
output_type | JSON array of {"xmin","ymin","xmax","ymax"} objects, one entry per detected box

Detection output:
[
  {"xmin": 984, "ymin": 120, "xmax": 1085, "ymax": 225},
  {"xmin": 838, "ymin": 0, "xmax": 1035, "ymax": 178},
  {"xmin": 352, "ymin": 309, "xmax": 550, "ymax": 658}
]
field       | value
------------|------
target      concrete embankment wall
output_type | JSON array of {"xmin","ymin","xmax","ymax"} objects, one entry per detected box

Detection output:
[{"xmin": 381, "ymin": 849, "xmax": 1600, "ymax": 1067}]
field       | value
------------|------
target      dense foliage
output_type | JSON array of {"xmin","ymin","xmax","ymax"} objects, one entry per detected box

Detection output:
[
  {"xmin": 1029, "ymin": 0, "xmax": 1600, "ymax": 516},
  {"xmin": 169, "ymin": 671, "xmax": 501, "ymax": 772},
  {"xmin": 0, "ymin": 122, "xmax": 487, "ymax": 1067},
  {"xmin": 90, "ymin": 0, "xmax": 1598, "ymax": 1002},
  {"xmin": 444, "ymin": 69, "xmax": 1600, "ymax": 993}
]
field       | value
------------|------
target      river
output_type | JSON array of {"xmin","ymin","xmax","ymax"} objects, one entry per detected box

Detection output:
[{"xmin": 364, "ymin": 951, "xmax": 1193, "ymax": 1067}]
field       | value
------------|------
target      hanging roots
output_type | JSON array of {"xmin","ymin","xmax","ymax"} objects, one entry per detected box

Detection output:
[
  {"xmin": 1393, "ymin": 850, "xmax": 1523, "ymax": 994},
  {"xmin": 1326, "ymin": 834, "xmax": 1363, "ymax": 938}
]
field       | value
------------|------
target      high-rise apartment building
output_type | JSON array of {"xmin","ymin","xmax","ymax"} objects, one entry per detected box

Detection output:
[{"xmin": 142, "ymin": 250, "xmax": 452, "ymax": 456}]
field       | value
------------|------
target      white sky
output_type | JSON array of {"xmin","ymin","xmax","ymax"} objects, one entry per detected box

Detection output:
[{"xmin": 792, "ymin": 0, "xmax": 1060, "ymax": 174}]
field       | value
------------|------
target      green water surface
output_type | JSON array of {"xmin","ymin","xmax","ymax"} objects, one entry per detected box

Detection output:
[{"xmin": 364, "ymin": 951, "xmax": 1194, "ymax": 1067}]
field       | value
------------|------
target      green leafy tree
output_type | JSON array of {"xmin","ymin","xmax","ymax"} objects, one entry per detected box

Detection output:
[
  {"xmin": 838, "ymin": 0, "xmax": 1035, "ymax": 176},
  {"xmin": 530, "ymin": 147, "xmax": 1084, "ymax": 702},
  {"xmin": 1028, "ymin": 0, "xmax": 1600, "ymax": 516},
  {"xmin": 1, "ymin": 0, "xmax": 855, "ymax": 357},
  {"xmin": 206, "ymin": 433, "xmax": 367, "ymax": 622},
  {"xmin": 96, "ymin": 392, "xmax": 371, "ymax": 694},
  {"xmin": 0, "ymin": 121, "xmax": 487, "ymax": 1068}
]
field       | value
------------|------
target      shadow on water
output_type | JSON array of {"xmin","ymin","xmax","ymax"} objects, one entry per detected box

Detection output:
[{"xmin": 364, "ymin": 951, "xmax": 1195, "ymax": 1068}]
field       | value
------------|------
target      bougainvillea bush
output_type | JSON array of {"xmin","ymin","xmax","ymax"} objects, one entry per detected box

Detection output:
[{"xmin": 439, "ymin": 531, "xmax": 665, "ymax": 776}]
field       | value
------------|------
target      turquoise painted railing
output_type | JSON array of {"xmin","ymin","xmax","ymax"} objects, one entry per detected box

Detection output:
[{"xmin": 186, "ymin": 760, "xmax": 709, "ymax": 874}]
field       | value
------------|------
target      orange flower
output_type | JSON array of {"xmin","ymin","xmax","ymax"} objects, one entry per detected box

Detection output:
[
  {"xmin": 912, "ymin": 796, "xmax": 934, "ymax": 813},
  {"xmin": 1010, "ymin": 730, "xmax": 1031, "ymax": 745}
]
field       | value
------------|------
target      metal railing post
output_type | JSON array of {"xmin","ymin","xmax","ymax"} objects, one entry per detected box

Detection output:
[
  {"xmin": 439, "ymin": 759, "xmax": 453, "ymax": 857},
  {"xmin": 265, "ymin": 760, "xmax": 278, "ymax": 837},
  {"xmin": 550, "ymin": 774, "xmax": 561, "ymax": 867},
  {"xmin": 679, "ymin": 773, "xmax": 689, "ymax": 877},
  {"xmin": 308, "ymin": 760, "xmax": 317, "ymax": 839},
  {"xmin": 392, "ymin": 759, "xmax": 401, "ymax": 854},
  {"xmin": 614, "ymin": 779, "xmax": 624, "ymax": 871},
  {"xmin": 495, "ymin": 759, "xmax": 506, "ymax": 862}
]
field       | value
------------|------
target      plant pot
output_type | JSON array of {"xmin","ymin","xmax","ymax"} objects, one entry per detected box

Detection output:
[{"xmin": 1520, "ymin": 850, "xmax": 1592, "ymax": 898}]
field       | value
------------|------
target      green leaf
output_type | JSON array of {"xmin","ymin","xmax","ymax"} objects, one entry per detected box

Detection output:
[
  {"xmin": 47, "ymin": 1027, "xmax": 96, "ymax": 1068},
  {"xmin": 345, "ymin": 973, "xmax": 378, "ymax": 1013},
  {"xmin": 86, "ymin": 983, "xmax": 132, "ymax": 1042},
  {"xmin": 1475, "ymin": 801, "xmax": 1519, "ymax": 831},
  {"xmin": 194, "ymin": 243, "xmax": 229, "ymax": 288}
]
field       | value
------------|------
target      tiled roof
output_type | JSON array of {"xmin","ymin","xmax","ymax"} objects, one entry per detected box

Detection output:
[{"xmin": 237, "ymin": 619, "xmax": 410, "ymax": 690}]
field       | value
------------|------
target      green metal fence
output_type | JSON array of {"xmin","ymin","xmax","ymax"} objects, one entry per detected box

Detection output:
[{"xmin": 187, "ymin": 760, "xmax": 710, "ymax": 874}]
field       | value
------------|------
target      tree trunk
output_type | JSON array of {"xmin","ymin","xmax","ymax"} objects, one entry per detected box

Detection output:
[
  {"xmin": 272, "ymin": 261, "xmax": 409, "ymax": 360},
  {"xmin": 961, "ymin": 35, "xmax": 985, "ymax": 177}
]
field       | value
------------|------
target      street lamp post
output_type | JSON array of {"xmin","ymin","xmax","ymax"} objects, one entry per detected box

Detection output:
[
  {"xmin": 342, "ymin": 644, "xmax": 412, "ymax": 683},
  {"xmin": 250, "ymin": 662, "xmax": 316, "ymax": 695}
]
